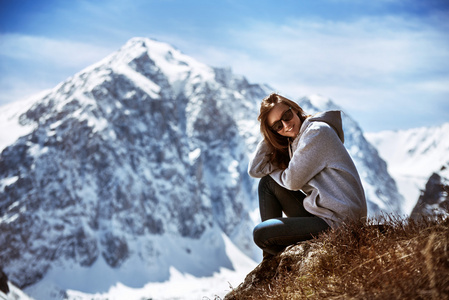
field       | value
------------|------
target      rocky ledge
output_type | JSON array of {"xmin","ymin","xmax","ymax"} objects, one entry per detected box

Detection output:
[
  {"xmin": 224, "ymin": 217, "xmax": 449, "ymax": 299},
  {"xmin": 224, "ymin": 242, "xmax": 318, "ymax": 299}
]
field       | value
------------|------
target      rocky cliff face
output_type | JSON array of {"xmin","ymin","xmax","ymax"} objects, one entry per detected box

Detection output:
[
  {"xmin": 0, "ymin": 37, "xmax": 404, "ymax": 298},
  {"xmin": 410, "ymin": 163, "xmax": 449, "ymax": 219}
]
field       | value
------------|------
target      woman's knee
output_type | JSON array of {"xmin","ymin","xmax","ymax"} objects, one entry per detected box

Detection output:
[
  {"xmin": 253, "ymin": 222, "xmax": 267, "ymax": 248},
  {"xmin": 253, "ymin": 219, "xmax": 281, "ymax": 248}
]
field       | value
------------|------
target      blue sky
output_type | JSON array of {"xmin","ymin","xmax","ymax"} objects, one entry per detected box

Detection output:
[{"xmin": 1, "ymin": 0, "xmax": 448, "ymax": 132}]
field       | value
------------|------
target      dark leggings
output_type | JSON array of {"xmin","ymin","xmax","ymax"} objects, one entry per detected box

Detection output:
[{"xmin": 253, "ymin": 176, "xmax": 330, "ymax": 255}]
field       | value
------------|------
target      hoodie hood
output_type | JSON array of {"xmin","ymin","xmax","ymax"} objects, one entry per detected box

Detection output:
[{"xmin": 299, "ymin": 110, "xmax": 344, "ymax": 143}]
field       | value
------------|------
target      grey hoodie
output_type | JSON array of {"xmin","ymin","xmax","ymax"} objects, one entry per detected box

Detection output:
[{"xmin": 248, "ymin": 110, "xmax": 367, "ymax": 228}]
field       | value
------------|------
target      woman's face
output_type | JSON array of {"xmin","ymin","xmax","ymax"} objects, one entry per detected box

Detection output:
[{"xmin": 267, "ymin": 103, "xmax": 302, "ymax": 138}]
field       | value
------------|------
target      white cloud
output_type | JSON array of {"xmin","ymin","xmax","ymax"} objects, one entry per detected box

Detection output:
[
  {"xmin": 0, "ymin": 34, "xmax": 117, "ymax": 104},
  {"xmin": 0, "ymin": 34, "xmax": 115, "ymax": 68},
  {"xmin": 233, "ymin": 15, "xmax": 447, "ymax": 81}
]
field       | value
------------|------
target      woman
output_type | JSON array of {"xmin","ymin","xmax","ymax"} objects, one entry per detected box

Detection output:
[{"xmin": 248, "ymin": 93, "xmax": 367, "ymax": 256}]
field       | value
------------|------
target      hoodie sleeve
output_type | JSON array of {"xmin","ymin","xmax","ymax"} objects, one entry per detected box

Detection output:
[
  {"xmin": 248, "ymin": 139, "xmax": 279, "ymax": 178},
  {"xmin": 270, "ymin": 122, "xmax": 345, "ymax": 190}
]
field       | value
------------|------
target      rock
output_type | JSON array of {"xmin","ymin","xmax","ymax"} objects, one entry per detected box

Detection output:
[
  {"xmin": 224, "ymin": 242, "xmax": 318, "ymax": 299},
  {"xmin": 410, "ymin": 168, "xmax": 449, "ymax": 220}
]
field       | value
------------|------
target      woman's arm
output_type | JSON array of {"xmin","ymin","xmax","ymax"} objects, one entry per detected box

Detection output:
[
  {"xmin": 248, "ymin": 139, "xmax": 278, "ymax": 178},
  {"xmin": 270, "ymin": 123, "xmax": 344, "ymax": 190}
]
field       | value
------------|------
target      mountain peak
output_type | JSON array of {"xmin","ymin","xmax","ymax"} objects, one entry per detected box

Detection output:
[
  {"xmin": 110, "ymin": 37, "xmax": 214, "ymax": 86},
  {"xmin": 303, "ymin": 94, "xmax": 341, "ymax": 111},
  {"xmin": 118, "ymin": 37, "xmax": 180, "ymax": 63}
]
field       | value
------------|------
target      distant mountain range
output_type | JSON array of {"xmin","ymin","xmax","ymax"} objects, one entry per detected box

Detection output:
[
  {"xmin": 0, "ymin": 37, "xmax": 410, "ymax": 299},
  {"xmin": 365, "ymin": 123, "xmax": 449, "ymax": 214}
]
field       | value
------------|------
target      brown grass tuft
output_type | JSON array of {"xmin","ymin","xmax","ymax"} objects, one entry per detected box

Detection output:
[{"xmin": 224, "ymin": 215, "xmax": 449, "ymax": 299}]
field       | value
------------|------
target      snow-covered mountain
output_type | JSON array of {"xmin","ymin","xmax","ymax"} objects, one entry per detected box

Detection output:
[
  {"xmin": 0, "ymin": 37, "xmax": 269, "ymax": 298},
  {"xmin": 365, "ymin": 123, "xmax": 449, "ymax": 214},
  {"xmin": 0, "ymin": 37, "xmax": 403, "ymax": 299}
]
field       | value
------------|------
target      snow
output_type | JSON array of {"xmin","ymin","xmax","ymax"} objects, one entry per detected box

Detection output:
[
  {"xmin": 5, "ymin": 282, "xmax": 36, "ymax": 300},
  {"xmin": 227, "ymin": 160, "xmax": 240, "ymax": 184},
  {"xmin": 189, "ymin": 148, "xmax": 201, "ymax": 163},
  {"xmin": 113, "ymin": 63, "xmax": 161, "ymax": 99},
  {"xmin": 0, "ymin": 92, "xmax": 44, "ymax": 152},
  {"xmin": 0, "ymin": 211, "xmax": 19, "ymax": 223},
  {"xmin": 139, "ymin": 38, "xmax": 215, "ymax": 86},
  {"xmin": 0, "ymin": 176, "xmax": 18, "ymax": 192}
]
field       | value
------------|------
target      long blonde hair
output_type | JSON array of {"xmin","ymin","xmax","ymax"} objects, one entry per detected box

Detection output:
[{"xmin": 258, "ymin": 93, "xmax": 309, "ymax": 169}]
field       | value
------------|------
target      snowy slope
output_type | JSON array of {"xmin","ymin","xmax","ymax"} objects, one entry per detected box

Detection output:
[
  {"xmin": 365, "ymin": 123, "xmax": 449, "ymax": 214},
  {"xmin": 3, "ymin": 283, "xmax": 36, "ymax": 300},
  {"xmin": 59, "ymin": 233, "xmax": 256, "ymax": 300},
  {"xmin": 24, "ymin": 232, "xmax": 257, "ymax": 300},
  {"xmin": 1, "ymin": 37, "xmax": 404, "ymax": 300},
  {"xmin": 0, "ymin": 92, "xmax": 47, "ymax": 152}
]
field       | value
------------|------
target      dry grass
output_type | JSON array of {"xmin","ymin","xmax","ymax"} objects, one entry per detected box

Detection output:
[{"xmin": 224, "ymin": 215, "xmax": 449, "ymax": 300}]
